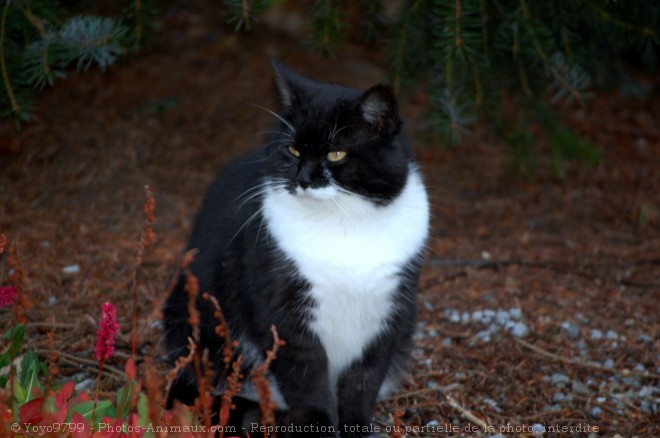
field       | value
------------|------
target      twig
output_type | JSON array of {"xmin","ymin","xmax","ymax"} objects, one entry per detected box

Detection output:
[
  {"xmin": 426, "ymin": 258, "xmax": 660, "ymax": 288},
  {"xmin": 0, "ymin": 0, "xmax": 21, "ymax": 115},
  {"xmin": 35, "ymin": 349, "xmax": 126, "ymax": 379},
  {"xmin": 513, "ymin": 337, "xmax": 660, "ymax": 379},
  {"xmin": 390, "ymin": 385, "xmax": 491, "ymax": 433},
  {"xmin": 442, "ymin": 392, "xmax": 491, "ymax": 433}
]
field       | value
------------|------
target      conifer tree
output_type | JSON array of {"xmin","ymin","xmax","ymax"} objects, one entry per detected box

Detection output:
[{"xmin": 1, "ymin": 0, "xmax": 155, "ymax": 123}]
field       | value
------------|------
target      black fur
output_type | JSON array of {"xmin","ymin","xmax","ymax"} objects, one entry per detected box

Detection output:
[{"xmin": 162, "ymin": 61, "xmax": 425, "ymax": 437}]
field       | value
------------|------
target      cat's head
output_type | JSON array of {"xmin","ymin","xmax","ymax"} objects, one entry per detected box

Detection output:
[{"xmin": 263, "ymin": 60, "xmax": 413, "ymax": 206}]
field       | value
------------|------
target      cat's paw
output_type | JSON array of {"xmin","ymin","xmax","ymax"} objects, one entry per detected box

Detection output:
[{"xmin": 277, "ymin": 406, "xmax": 337, "ymax": 438}]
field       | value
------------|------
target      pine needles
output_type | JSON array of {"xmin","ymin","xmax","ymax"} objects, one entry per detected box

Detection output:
[{"xmin": 1, "ymin": 0, "xmax": 157, "ymax": 125}]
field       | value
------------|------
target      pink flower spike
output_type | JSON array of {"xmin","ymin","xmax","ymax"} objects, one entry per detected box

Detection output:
[
  {"xmin": 0, "ymin": 285, "xmax": 18, "ymax": 309},
  {"xmin": 95, "ymin": 302, "xmax": 120, "ymax": 361}
]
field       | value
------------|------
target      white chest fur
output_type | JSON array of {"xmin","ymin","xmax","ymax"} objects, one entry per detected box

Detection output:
[{"xmin": 262, "ymin": 167, "xmax": 429, "ymax": 383}]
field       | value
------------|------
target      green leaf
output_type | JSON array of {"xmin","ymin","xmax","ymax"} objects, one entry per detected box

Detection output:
[
  {"xmin": 13, "ymin": 379, "xmax": 28, "ymax": 404},
  {"xmin": 20, "ymin": 350, "xmax": 44, "ymax": 402},
  {"xmin": 5, "ymin": 324, "xmax": 25, "ymax": 357},
  {"xmin": 115, "ymin": 381, "xmax": 135, "ymax": 418},
  {"xmin": 137, "ymin": 392, "xmax": 150, "ymax": 428},
  {"xmin": 69, "ymin": 400, "xmax": 113, "ymax": 423}
]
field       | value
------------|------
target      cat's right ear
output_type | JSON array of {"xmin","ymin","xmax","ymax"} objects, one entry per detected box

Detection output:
[{"xmin": 272, "ymin": 59, "xmax": 301, "ymax": 108}]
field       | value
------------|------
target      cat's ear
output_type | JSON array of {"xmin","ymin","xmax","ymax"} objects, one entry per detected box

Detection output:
[
  {"xmin": 358, "ymin": 85, "xmax": 399, "ymax": 133},
  {"xmin": 271, "ymin": 59, "xmax": 304, "ymax": 108}
]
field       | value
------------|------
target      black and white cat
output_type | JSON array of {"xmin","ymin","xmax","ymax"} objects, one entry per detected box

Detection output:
[{"xmin": 162, "ymin": 61, "xmax": 429, "ymax": 437}]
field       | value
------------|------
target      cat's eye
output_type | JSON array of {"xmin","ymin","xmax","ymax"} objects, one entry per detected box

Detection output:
[
  {"xmin": 288, "ymin": 146, "xmax": 301, "ymax": 158},
  {"xmin": 327, "ymin": 151, "xmax": 347, "ymax": 162}
]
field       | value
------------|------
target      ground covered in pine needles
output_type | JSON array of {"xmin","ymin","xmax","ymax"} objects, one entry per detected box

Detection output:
[{"xmin": 1, "ymin": 4, "xmax": 658, "ymax": 437}]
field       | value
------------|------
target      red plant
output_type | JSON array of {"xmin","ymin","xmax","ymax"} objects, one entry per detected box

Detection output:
[
  {"xmin": 0, "ymin": 285, "xmax": 17, "ymax": 308},
  {"xmin": 95, "ymin": 302, "xmax": 120, "ymax": 362}
]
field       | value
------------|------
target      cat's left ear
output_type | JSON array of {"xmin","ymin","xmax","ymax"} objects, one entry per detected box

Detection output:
[
  {"xmin": 272, "ymin": 59, "xmax": 305, "ymax": 108},
  {"xmin": 358, "ymin": 85, "xmax": 399, "ymax": 134}
]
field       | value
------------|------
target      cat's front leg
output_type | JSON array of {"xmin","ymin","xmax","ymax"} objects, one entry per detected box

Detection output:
[
  {"xmin": 268, "ymin": 339, "xmax": 339, "ymax": 437},
  {"xmin": 336, "ymin": 339, "xmax": 394, "ymax": 438}
]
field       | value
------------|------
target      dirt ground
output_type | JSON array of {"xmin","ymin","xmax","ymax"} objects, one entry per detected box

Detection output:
[{"xmin": 1, "ymin": 3, "xmax": 658, "ymax": 437}]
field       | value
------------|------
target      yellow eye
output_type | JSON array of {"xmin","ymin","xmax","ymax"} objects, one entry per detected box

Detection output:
[
  {"xmin": 288, "ymin": 146, "xmax": 301, "ymax": 157},
  {"xmin": 327, "ymin": 151, "xmax": 347, "ymax": 162}
]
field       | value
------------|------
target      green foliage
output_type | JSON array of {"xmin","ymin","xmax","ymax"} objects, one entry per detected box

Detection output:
[
  {"xmin": 0, "ymin": 322, "xmax": 168, "ymax": 436},
  {"xmin": 385, "ymin": 0, "xmax": 658, "ymax": 146},
  {"xmin": 224, "ymin": 0, "xmax": 270, "ymax": 31},
  {"xmin": 310, "ymin": 0, "xmax": 345, "ymax": 54},
  {"xmin": 1, "ymin": 0, "xmax": 157, "ymax": 124},
  {"xmin": 220, "ymin": 0, "xmax": 656, "ymax": 167}
]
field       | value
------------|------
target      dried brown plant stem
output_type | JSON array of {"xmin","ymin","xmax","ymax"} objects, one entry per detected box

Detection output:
[
  {"xmin": 45, "ymin": 317, "xmax": 59, "ymax": 391},
  {"xmin": 390, "ymin": 385, "xmax": 491, "ymax": 433},
  {"xmin": 130, "ymin": 185, "xmax": 156, "ymax": 361},
  {"xmin": 144, "ymin": 356, "xmax": 165, "ymax": 438},
  {"xmin": 513, "ymin": 337, "xmax": 660, "ymax": 379},
  {"xmin": 252, "ymin": 325, "xmax": 286, "ymax": 437},
  {"xmin": 203, "ymin": 292, "xmax": 245, "ymax": 436},
  {"xmin": 0, "ymin": 1, "xmax": 21, "ymax": 116},
  {"xmin": 91, "ymin": 359, "xmax": 105, "ymax": 428},
  {"xmin": 35, "ymin": 349, "xmax": 125, "ymax": 380},
  {"xmin": 441, "ymin": 392, "xmax": 490, "ymax": 433}
]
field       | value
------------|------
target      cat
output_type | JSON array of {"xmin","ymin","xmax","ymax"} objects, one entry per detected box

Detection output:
[{"xmin": 162, "ymin": 60, "xmax": 429, "ymax": 437}]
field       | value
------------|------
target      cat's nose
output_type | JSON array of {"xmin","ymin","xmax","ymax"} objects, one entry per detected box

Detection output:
[
  {"xmin": 297, "ymin": 165, "xmax": 313, "ymax": 189},
  {"xmin": 297, "ymin": 175, "xmax": 311, "ymax": 189}
]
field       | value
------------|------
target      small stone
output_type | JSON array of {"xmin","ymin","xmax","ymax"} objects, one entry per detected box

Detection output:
[
  {"xmin": 482, "ymin": 309, "xmax": 496, "ymax": 322},
  {"xmin": 605, "ymin": 330, "xmax": 618, "ymax": 340},
  {"xmin": 74, "ymin": 378, "xmax": 95, "ymax": 392},
  {"xmin": 640, "ymin": 401, "xmax": 651, "ymax": 414},
  {"xmin": 475, "ymin": 329, "xmax": 493, "ymax": 343},
  {"xmin": 449, "ymin": 310, "xmax": 460, "ymax": 323},
  {"xmin": 596, "ymin": 397, "xmax": 606, "ymax": 404},
  {"xmin": 510, "ymin": 322, "xmax": 529, "ymax": 338},
  {"xmin": 531, "ymin": 423, "xmax": 545, "ymax": 433},
  {"xmin": 427, "ymin": 381, "xmax": 439, "ymax": 389},
  {"xmin": 62, "ymin": 264, "xmax": 80, "ymax": 274},
  {"xmin": 48, "ymin": 296, "xmax": 57, "ymax": 305},
  {"xmin": 638, "ymin": 333, "xmax": 652, "ymax": 343},
  {"xmin": 426, "ymin": 420, "xmax": 439, "ymax": 427},
  {"xmin": 483, "ymin": 398, "xmax": 501, "ymax": 412},
  {"xmin": 561, "ymin": 320, "xmax": 580, "ymax": 339},
  {"xmin": 553, "ymin": 392, "xmax": 565, "ymax": 402},
  {"xmin": 590, "ymin": 406, "xmax": 602, "ymax": 418},
  {"xmin": 423, "ymin": 301, "xmax": 434, "ymax": 311},
  {"xmin": 590, "ymin": 329, "xmax": 603, "ymax": 340},
  {"xmin": 472, "ymin": 310, "xmax": 484, "ymax": 323},
  {"xmin": 634, "ymin": 363, "xmax": 646, "ymax": 372},
  {"xmin": 543, "ymin": 404, "xmax": 561, "ymax": 412},
  {"xmin": 442, "ymin": 337, "xmax": 452, "ymax": 347},
  {"xmin": 572, "ymin": 380, "xmax": 589, "ymax": 394},
  {"xmin": 480, "ymin": 250, "xmax": 492, "ymax": 260},
  {"xmin": 427, "ymin": 329, "xmax": 437, "ymax": 337},
  {"xmin": 603, "ymin": 358, "xmax": 614, "ymax": 369},
  {"xmin": 508, "ymin": 308, "xmax": 522, "ymax": 320},
  {"xmin": 496, "ymin": 310, "xmax": 509, "ymax": 326},
  {"xmin": 639, "ymin": 386, "xmax": 655, "ymax": 398},
  {"xmin": 551, "ymin": 373, "xmax": 570, "ymax": 386},
  {"xmin": 461, "ymin": 312, "xmax": 471, "ymax": 324}
]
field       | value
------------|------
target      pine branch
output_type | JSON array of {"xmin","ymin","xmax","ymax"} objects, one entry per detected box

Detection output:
[
  {"xmin": 311, "ymin": 0, "xmax": 345, "ymax": 54},
  {"xmin": 1, "ymin": 1, "xmax": 21, "ymax": 117},
  {"xmin": 224, "ymin": 0, "xmax": 268, "ymax": 32},
  {"xmin": 519, "ymin": 0, "xmax": 584, "ymax": 105}
]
